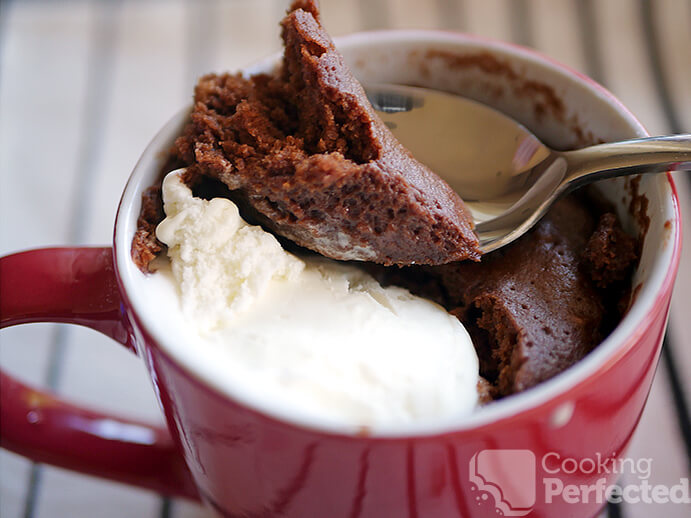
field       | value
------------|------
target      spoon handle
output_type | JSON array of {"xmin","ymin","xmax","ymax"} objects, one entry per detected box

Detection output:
[{"xmin": 562, "ymin": 134, "xmax": 691, "ymax": 188}]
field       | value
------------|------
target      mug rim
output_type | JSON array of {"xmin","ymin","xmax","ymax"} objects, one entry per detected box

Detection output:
[{"xmin": 113, "ymin": 29, "xmax": 682, "ymax": 438}]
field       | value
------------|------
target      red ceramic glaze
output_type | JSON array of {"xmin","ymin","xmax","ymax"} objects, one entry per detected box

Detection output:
[
  {"xmin": 0, "ymin": 248, "xmax": 197, "ymax": 500},
  {"xmin": 0, "ymin": 32, "xmax": 683, "ymax": 517}
]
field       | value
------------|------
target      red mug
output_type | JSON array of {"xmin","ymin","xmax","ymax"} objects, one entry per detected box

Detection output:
[{"xmin": 0, "ymin": 31, "xmax": 682, "ymax": 517}]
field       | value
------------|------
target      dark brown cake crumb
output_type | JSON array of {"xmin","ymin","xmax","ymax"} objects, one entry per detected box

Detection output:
[
  {"xmin": 132, "ymin": 185, "xmax": 164, "ymax": 272},
  {"xmin": 437, "ymin": 197, "xmax": 603, "ymax": 395},
  {"xmin": 582, "ymin": 212, "xmax": 637, "ymax": 289},
  {"xmin": 371, "ymin": 194, "xmax": 639, "ymax": 399},
  {"xmin": 168, "ymin": 0, "xmax": 479, "ymax": 268}
]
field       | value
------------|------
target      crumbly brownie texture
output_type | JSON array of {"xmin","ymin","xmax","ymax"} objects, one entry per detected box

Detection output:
[
  {"xmin": 582, "ymin": 213, "xmax": 638, "ymax": 289},
  {"xmin": 371, "ymin": 195, "xmax": 638, "ymax": 398},
  {"xmin": 132, "ymin": 184, "xmax": 164, "ymax": 270},
  {"xmin": 168, "ymin": 0, "xmax": 479, "ymax": 268}
]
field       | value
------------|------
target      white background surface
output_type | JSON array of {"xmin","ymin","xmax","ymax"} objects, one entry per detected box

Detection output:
[{"xmin": 1, "ymin": 1, "xmax": 689, "ymax": 517}]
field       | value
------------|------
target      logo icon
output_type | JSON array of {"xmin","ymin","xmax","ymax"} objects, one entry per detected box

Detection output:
[{"xmin": 469, "ymin": 449, "xmax": 536, "ymax": 516}]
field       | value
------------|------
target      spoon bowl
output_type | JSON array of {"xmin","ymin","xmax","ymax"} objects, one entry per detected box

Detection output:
[{"xmin": 366, "ymin": 83, "xmax": 691, "ymax": 253}]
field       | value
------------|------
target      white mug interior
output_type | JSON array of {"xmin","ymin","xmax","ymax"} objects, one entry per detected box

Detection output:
[{"xmin": 115, "ymin": 31, "xmax": 679, "ymax": 437}]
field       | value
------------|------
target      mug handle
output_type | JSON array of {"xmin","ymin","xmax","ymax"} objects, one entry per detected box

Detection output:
[{"xmin": 0, "ymin": 247, "xmax": 199, "ymax": 501}]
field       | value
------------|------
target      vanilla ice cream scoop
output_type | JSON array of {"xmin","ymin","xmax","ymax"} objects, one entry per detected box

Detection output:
[
  {"xmin": 152, "ymin": 172, "xmax": 480, "ymax": 429},
  {"xmin": 156, "ymin": 173, "xmax": 304, "ymax": 332}
]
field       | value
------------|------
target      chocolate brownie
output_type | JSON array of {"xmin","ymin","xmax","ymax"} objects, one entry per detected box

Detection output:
[
  {"xmin": 132, "ymin": 184, "xmax": 164, "ymax": 270},
  {"xmin": 371, "ymin": 195, "xmax": 638, "ymax": 398},
  {"xmin": 158, "ymin": 0, "xmax": 479, "ymax": 269},
  {"xmin": 583, "ymin": 212, "xmax": 638, "ymax": 289}
]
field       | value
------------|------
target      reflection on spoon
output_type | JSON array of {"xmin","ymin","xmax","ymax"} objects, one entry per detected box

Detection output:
[{"xmin": 366, "ymin": 83, "xmax": 691, "ymax": 253}]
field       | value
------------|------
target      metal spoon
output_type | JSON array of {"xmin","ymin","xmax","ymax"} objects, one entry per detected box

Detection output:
[{"xmin": 366, "ymin": 83, "xmax": 690, "ymax": 253}]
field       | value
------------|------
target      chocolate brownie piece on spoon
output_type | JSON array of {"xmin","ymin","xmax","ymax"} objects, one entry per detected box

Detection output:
[{"xmin": 172, "ymin": 0, "xmax": 479, "ymax": 266}]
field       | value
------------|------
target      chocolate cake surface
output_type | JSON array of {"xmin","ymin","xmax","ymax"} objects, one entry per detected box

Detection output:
[
  {"xmin": 159, "ymin": 0, "xmax": 479, "ymax": 268},
  {"xmin": 371, "ymin": 195, "xmax": 637, "ymax": 398}
]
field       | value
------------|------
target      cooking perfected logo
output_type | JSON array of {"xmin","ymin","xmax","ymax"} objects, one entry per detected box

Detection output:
[
  {"xmin": 469, "ymin": 448, "xmax": 690, "ymax": 514},
  {"xmin": 469, "ymin": 449, "xmax": 536, "ymax": 516}
]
